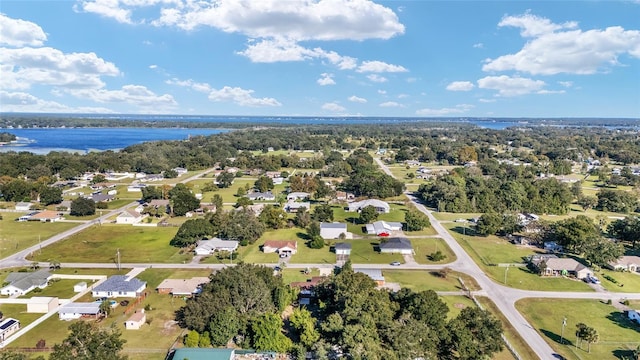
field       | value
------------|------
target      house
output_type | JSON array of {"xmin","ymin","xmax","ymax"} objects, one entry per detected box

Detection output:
[
  {"xmin": 0, "ymin": 318, "xmax": 20, "ymax": 341},
  {"xmin": 366, "ymin": 220, "xmax": 403, "ymax": 236},
  {"xmin": 28, "ymin": 210, "xmax": 63, "ymax": 222},
  {"xmin": 405, "ymin": 160, "xmax": 421, "ymax": 167},
  {"xmin": 0, "ymin": 270, "xmax": 52, "ymax": 296},
  {"xmin": 265, "ymin": 171, "xmax": 282, "ymax": 179},
  {"xmin": 92, "ymin": 275, "xmax": 147, "ymax": 298},
  {"xmin": 173, "ymin": 167, "xmax": 188, "ymax": 176},
  {"xmin": 74, "ymin": 282, "xmax": 87, "ymax": 292},
  {"xmin": 170, "ymin": 348, "xmax": 235, "ymax": 360},
  {"xmin": 287, "ymin": 192, "xmax": 310, "ymax": 201},
  {"xmin": 156, "ymin": 277, "xmax": 210, "ymax": 296},
  {"xmin": 116, "ymin": 210, "xmax": 145, "ymax": 225},
  {"xmin": 530, "ymin": 256, "xmax": 591, "ymax": 279},
  {"xmin": 15, "ymin": 202, "xmax": 33, "ymax": 211},
  {"xmin": 147, "ymin": 199, "xmax": 171, "ymax": 213},
  {"xmin": 335, "ymin": 191, "xmax": 355, "ymax": 201},
  {"xmin": 91, "ymin": 194, "xmax": 115, "ymax": 203},
  {"xmin": 347, "ymin": 199, "xmax": 391, "ymax": 213},
  {"xmin": 247, "ymin": 191, "xmax": 275, "ymax": 201},
  {"xmin": 272, "ymin": 177, "xmax": 284, "ymax": 185},
  {"xmin": 607, "ymin": 256, "xmax": 640, "ymax": 272},
  {"xmin": 320, "ymin": 222, "xmax": 348, "ymax": 239},
  {"xmin": 628, "ymin": 310, "xmax": 640, "ymax": 324},
  {"xmin": 58, "ymin": 302, "xmax": 101, "ymax": 320},
  {"xmin": 194, "ymin": 238, "xmax": 239, "ymax": 255},
  {"xmin": 284, "ymin": 201, "xmax": 310, "ymax": 213},
  {"xmin": 334, "ymin": 242, "xmax": 352, "ymax": 256},
  {"xmin": 125, "ymin": 310, "xmax": 146, "ymax": 330},
  {"xmin": 27, "ymin": 297, "xmax": 58, "ymax": 313},
  {"xmin": 262, "ymin": 240, "xmax": 298, "ymax": 257},
  {"xmin": 90, "ymin": 182, "xmax": 116, "ymax": 191},
  {"xmin": 355, "ymin": 269, "xmax": 385, "ymax": 286},
  {"xmin": 379, "ymin": 237, "xmax": 414, "ymax": 255},
  {"xmin": 290, "ymin": 277, "xmax": 325, "ymax": 296},
  {"xmin": 127, "ymin": 184, "xmax": 147, "ymax": 192}
]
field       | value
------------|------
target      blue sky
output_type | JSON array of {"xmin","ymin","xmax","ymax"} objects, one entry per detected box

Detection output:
[{"xmin": 1, "ymin": 0, "xmax": 639, "ymax": 117}]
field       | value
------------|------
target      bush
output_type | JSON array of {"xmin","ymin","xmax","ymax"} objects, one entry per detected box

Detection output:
[
  {"xmin": 428, "ymin": 250, "xmax": 446, "ymax": 262},
  {"xmin": 603, "ymin": 274, "xmax": 618, "ymax": 284}
]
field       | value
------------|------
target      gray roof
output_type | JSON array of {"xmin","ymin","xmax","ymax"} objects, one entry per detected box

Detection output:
[
  {"xmin": 91, "ymin": 194, "xmax": 114, "ymax": 202},
  {"xmin": 320, "ymin": 222, "xmax": 347, "ymax": 230},
  {"xmin": 5, "ymin": 270, "xmax": 51, "ymax": 291},
  {"xmin": 368, "ymin": 220, "xmax": 403, "ymax": 234},
  {"xmin": 195, "ymin": 238, "xmax": 239, "ymax": 252},
  {"xmin": 379, "ymin": 237, "xmax": 413, "ymax": 250},
  {"xmin": 334, "ymin": 242, "xmax": 352, "ymax": 250},
  {"xmin": 93, "ymin": 275, "xmax": 146, "ymax": 293},
  {"xmin": 59, "ymin": 302, "xmax": 101, "ymax": 315},
  {"xmin": 356, "ymin": 269, "xmax": 385, "ymax": 282}
]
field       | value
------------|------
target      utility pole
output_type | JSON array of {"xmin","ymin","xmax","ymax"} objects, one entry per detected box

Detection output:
[
  {"xmin": 560, "ymin": 316, "xmax": 567, "ymax": 344},
  {"xmin": 116, "ymin": 248, "xmax": 121, "ymax": 270},
  {"xmin": 504, "ymin": 266, "xmax": 509, "ymax": 285}
]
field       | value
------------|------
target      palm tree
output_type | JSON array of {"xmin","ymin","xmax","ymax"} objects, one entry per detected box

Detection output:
[
  {"xmin": 99, "ymin": 300, "xmax": 112, "ymax": 318},
  {"xmin": 584, "ymin": 326, "xmax": 599, "ymax": 353},
  {"xmin": 575, "ymin": 323, "xmax": 587, "ymax": 350},
  {"xmin": 633, "ymin": 345, "xmax": 640, "ymax": 360},
  {"xmin": 49, "ymin": 260, "xmax": 61, "ymax": 270}
]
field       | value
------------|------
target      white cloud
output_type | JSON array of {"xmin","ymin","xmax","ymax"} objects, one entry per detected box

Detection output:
[
  {"xmin": 237, "ymin": 38, "xmax": 357, "ymax": 69},
  {"xmin": 477, "ymin": 75, "xmax": 546, "ymax": 96},
  {"xmin": 416, "ymin": 104, "xmax": 474, "ymax": 116},
  {"xmin": 377, "ymin": 89, "xmax": 387, "ymax": 95},
  {"xmin": 558, "ymin": 81, "xmax": 573, "ymax": 87},
  {"xmin": 149, "ymin": 64, "xmax": 158, "ymax": 69},
  {"xmin": 357, "ymin": 60, "xmax": 408, "ymax": 73},
  {"xmin": 367, "ymin": 74, "xmax": 388, "ymax": 83},
  {"xmin": 208, "ymin": 86, "xmax": 281, "ymax": 107},
  {"xmin": 446, "ymin": 81, "xmax": 475, "ymax": 91},
  {"xmin": 69, "ymin": 85, "xmax": 177, "ymax": 110},
  {"xmin": 0, "ymin": 47, "xmax": 120, "ymax": 90},
  {"xmin": 473, "ymin": 42, "xmax": 483, "ymax": 48},
  {"xmin": 317, "ymin": 73, "xmax": 336, "ymax": 86},
  {"xmin": 348, "ymin": 95, "xmax": 367, "ymax": 103},
  {"xmin": 406, "ymin": 77, "xmax": 417, "ymax": 83},
  {"xmin": 537, "ymin": 89, "xmax": 566, "ymax": 94},
  {"xmin": 483, "ymin": 13, "xmax": 640, "ymax": 75},
  {"xmin": 0, "ymin": 90, "xmax": 113, "ymax": 113},
  {"xmin": 166, "ymin": 78, "xmax": 211, "ymax": 93},
  {"xmin": 478, "ymin": 98, "xmax": 496, "ymax": 103},
  {"xmin": 0, "ymin": 13, "xmax": 47, "ymax": 47},
  {"xmin": 397, "ymin": 94, "xmax": 409, "ymax": 99},
  {"xmin": 321, "ymin": 102, "xmax": 346, "ymax": 112},
  {"xmin": 379, "ymin": 101, "xmax": 402, "ymax": 107}
]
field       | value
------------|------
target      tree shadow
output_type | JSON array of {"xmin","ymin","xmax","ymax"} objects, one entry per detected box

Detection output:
[
  {"xmin": 451, "ymin": 226, "xmax": 478, "ymax": 236},
  {"xmin": 612, "ymin": 349, "xmax": 637, "ymax": 360},
  {"xmin": 540, "ymin": 328, "xmax": 574, "ymax": 346},
  {"xmin": 606, "ymin": 311, "xmax": 640, "ymax": 332},
  {"xmin": 297, "ymin": 232, "xmax": 311, "ymax": 241}
]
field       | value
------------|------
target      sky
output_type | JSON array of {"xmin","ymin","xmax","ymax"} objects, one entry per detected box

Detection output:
[{"xmin": 1, "ymin": 1, "xmax": 639, "ymax": 118}]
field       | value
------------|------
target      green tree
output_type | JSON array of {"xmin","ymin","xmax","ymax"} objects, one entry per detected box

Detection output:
[
  {"xmin": 258, "ymin": 205, "xmax": 287, "ymax": 229},
  {"xmin": 184, "ymin": 330, "xmax": 200, "ymax": 347},
  {"xmin": 198, "ymin": 331, "xmax": 211, "ymax": 347},
  {"xmin": 294, "ymin": 207, "xmax": 311, "ymax": 228},
  {"xmin": 309, "ymin": 236, "xmax": 325, "ymax": 249},
  {"xmin": 141, "ymin": 186, "xmax": 163, "ymax": 202},
  {"xmin": 208, "ymin": 306, "xmax": 240, "ymax": 346},
  {"xmin": 169, "ymin": 183, "xmax": 200, "ymax": 216},
  {"xmin": 39, "ymin": 186, "xmax": 63, "ymax": 206},
  {"xmin": 211, "ymin": 194, "xmax": 223, "ymax": 210},
  {"xmin": 289, "ymin": 308, "xmax": 320, "ymax": 348},
  {"xmin": 307, "ymin": 221, "xmax": 321, "ymax": 238},
  {"xmin": 404, "ymin": 208, "xmax": 431, "ymax": 231},
  {"xmin": 254, "ymin": 176, "xmax": 274, "ymax": 193},
  {"xmin": 218, "ymin": 209, "xmax": 265, "ymax": 244},
  {"xmin": 551, "ymin": 215, "xmax": 600, "ymax": 253},
  {"xmin": 609, "ymin": 216, "xmax": 640, "ymax": 248},
  {"xmin": 70, "ymin": 197, "xmax": 96, "ymax": 216},
  {"xmin": 577, "ymin": 195, "xmax": 598, "ymax": 211},
  {"xmin": 582, "ymin": 237, "xmax": 624, "ymax": 267},
  {"xmin": 216, "ymin": 172, "xmax": 235, "ymax": 188},
  {"xmin": 475, "ymin": 213, "xmax": 502, "ymax": 236},
  {"xmin": 90, "ymin": 174, "xmax": 106, "ymax": 184},
  {"xmin": 99, "ymin": 300, "xmax": 112, "ymax": 317},
  {"xmin": 170, "ymin": 218, "xmax": 214, "ymax": 247},
  {"xmin": 49, "ymin": 322, "xmax": 127, "ymax": 360},
  {"xmin": 249, "ymin": 313, "xmax": 293, "ymax": 353},
  {"xmin": 359, "ymin": 205, "xmax": 378, "ymax": 224},
  {"xmin": 234, "ymin": 196, "xmax": 253, "ymax": 209},
  {"xmin": 163, "ymin": 169, "xmax": 178, "ymax": 178},
  {"xmin": 312, "ymin": 203, "xmax": 334, "ymax": 222},
  {"xmin": 236, "ymin": 186, "xmax": 247, "ymax": 197},
  {"xmin": 444, "ymin": 307, "xmax": 503, "ymax": 360}
]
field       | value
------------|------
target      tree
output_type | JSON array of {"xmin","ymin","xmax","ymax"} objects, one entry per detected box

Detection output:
[
  {"xmin": 289, "ymin": 308, "xmax": 320, "ymax": 348},
  {"xmin": 141, "ymin": 186, "xmax": 163, "ymax": 202},
  {"xmin": 183, "ymin": 330, "xmax": 200, "ymax": 347},
  {"xmin": 583, "ymin": 325, "xmax": 599, "ymax": 353},
  {"xmin": 70, "ymin": 197, "xmax": 96, "ymax": 216},
  {"xmin": 211, "ymin": 194, "xmax": 223, "ymax": 210},
  {"xmin": 550, "ymin": 215, "xmax": 600, "ymax": 253},
  {"xmin": 254, "ymin": 176, "xmax": 274, "ymax": 193},
  {"xmin": 169, "ymin": 183, "xmax": 200, "ymax": 216},
  {"xmin": 249, "ymin": 313, "xmax": 293, "ymax": 352},
  {"xmin": 444, "ymin": 307, "xmax": 503, "ymax": 359},
  {"xmin": 170, "ymin": 218, "xmax": 214, "ymax": 247},
  {"xmin": 294, "ymin": 207, "xmax": 311, "ymax": 228},
  {"xmin": 99, "ymin": 300, "xmax": 112, "ymax": 317},
  {"xmin": 90, "ymin": 174, "xmax": 106, "ymax": 184},
  {"xmin": 39, "ymin": 186, "xmax": 62, "ymax": 206},
  {"xmin": 359, "ymin": 205, "xmax": 378, "ymax": 224},
  {"xmin": 609, "ymin": 216, "xmax": 640, "ymax": 248},
  {"xmin": 582, "ymin": 237, "xmax": 624, "ymax": 267},
  {"xmin": 49, "ymin": 322, "xmax": 127, "ymax": 360},
  {"xmin": 405, "ymin": 208, "xmax": 431, "ymax": 231},
  {"xmin": 307, "ymin": 221, "xmax": 321, "ymax": 238},
  {"xmin": 309, "ymin": 236, "xmax": 325, "ymax": 249},
  {"xmin": 218, "ymin": 209, "xmax": 265, "ymax": 245},
  {"xmin": 258, "ymin": 205, "xmax": 287, "ymax": 229},
  {"xmin": 577, "ymin": 195, "xmax": 598, "ymax": 211},
  {"xmin": 163, "ymin": 168, "xmax": 178, "ymax": 178},
  {"xmin": 235, "ymin": 196, "xmax": 253, "ymax": 209},
  {"xmin": 475, "ymin": 213, "xmax": 502, "ymax": 236},
  {"xmin": 596, "ymin": 189, "xmax": 638, "ymax": 213},
  {"xmin": 312, "ymin": 203, "xmax": 334, "ymax": 222},
  {"xmin": 216, "ymin": 172, "xmax": 235, "ymax": 188},
  {"xmin": 207, "ymin": 306, "xmax": 240, "ymax": 346}
]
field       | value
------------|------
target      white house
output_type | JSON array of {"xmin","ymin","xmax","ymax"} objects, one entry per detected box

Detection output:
[
  {"xmin": 125, "ymin": 310, "xmax": 146, "ymax": 330},
  {"xmin": 262, "ymin": 241, "xmax": 298, "ymax": 256},
  {"xmin": 284, "ymin": 201, "xmax": 310, "ymax": 213},
  {"xmin": 347, "ymin": 199, "xmax": 390, "ymax": 213},
  {"xmin": 379, "ymin": 238, "xmax": 414, "ymax": 255},
  {"xmin": 27, "ymin": 297, "xmax": 58, "ymax": 313},
  {"xmin": 92, "ymin": 276, "xmax": 146, "ymax": 298},
  {"xmin": 320, "ymin": 222, "xmax": 348, "ymax": 239},
  {"xmin": 74, "ymin": 282, "xmax": 87, "ymax": 292},
  {"xmin": 194, "ymin": 238, "xmax": 239, "ymax": 255},
  {"xmin": 0, "ymin": 270, "xmax": 52, "ymax": 296},
  {"xmin": 247, "ymin": 191, "xmax": 275, "ymax": 201},
  {"xmin": 0, "ymin": 318, "xmax": 20, "ymax": 342},
  {"xmin": 58, "ymin": 302, "xmax": 101, "ymax": 320},
  {"xmin": 173, "ymin": 167, "xmax": 188, "ymax": 176},
  {"xmin": 156, "ymin": 277, "xmax": 210, "ymax": 296},
  {"xmin": 287, "ymin": 192, "xmax": 310, "ymax": 201},
  {"xmin": 366, "ymin": 220, "xmax": 403, "ymax": 235},
  {"xmin": 15, "ymin": 202, "xmax": 33, "ymax": 211},
  {"xmin": 29, "ymin": 210, "xmax": 63, "ymax": 222},
  {"xmin": 127, "ymin": 184, "xmax": 147, "ymax": 192},
  {"xmin": 334, "ymin": 242, "xmax": 352, "ymax": 256},
  {"xmin": 607, "ymin": 256, "xmax": 640, "ymax": 273},
  {"xmin": 116, "ymin": 210, "xmax": 145, "ymax": 225}
]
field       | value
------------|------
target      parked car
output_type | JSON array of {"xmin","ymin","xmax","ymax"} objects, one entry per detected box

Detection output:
[{"xmin": 390, "ymin": 261, "xmax": 401, "ymax": 266}]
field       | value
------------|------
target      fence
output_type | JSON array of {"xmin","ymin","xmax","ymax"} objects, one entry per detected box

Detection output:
[{"xmin": 124, "ymin": 292, "xmax": 147, "ymax": 315}]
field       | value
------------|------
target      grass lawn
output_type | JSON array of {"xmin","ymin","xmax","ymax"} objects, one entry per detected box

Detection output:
[
  {"xmin": 383, "ymin": 270, "xmax": 479, "ymax": 292},
  {"xmin": 594, "ymin": 268, "xmax": 640, "ymax": 293},
  {"xmin": 439, "ymin": 295, "xmax": 476, "ymax": 319},
  {"xmin": 445, "ymin": 224, "xmax": 593, "ymax": 292},
  {"xmin": 20, "ymin": 279, "xmax": 79, "ymax": 299},
  {"xmin": 53, "ymin": 267, "xmax": 131, "ymax": 276},
  {"xmin": 0, "ymin": 303, "xmax": 42, "ymax": 329},
  {"xmin": 412, "ymin": 238, "xmax": 457, "ymax": 265},
  {"xmin": 516, "ymin": 298, "xmax": 640, "ymax": 360},
  {"xmin": 29, "ymin": 224, "xmax": 191, "ymax": 264},
  {"xmin": 349, "ymin": 239, "xmax": 403, "ymax": 264},
  {"xmin": 0, "ymin": 213, "xmax": 78, "ymax": 258},
  {"xmin": 432, "ymin": 212, "xmax": 482, "ymax": 222},
  {"xmin": 475, "ymin": 296, "xmax": 538, "ymax": 360},
  {"xmin": 280, "ymin": 268, "xmax": 322, "ymax": 284}
]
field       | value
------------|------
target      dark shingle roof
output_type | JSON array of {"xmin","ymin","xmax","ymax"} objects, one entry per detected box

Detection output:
[
  {"xmin": 93, "ymin": 275, "xmax": 146, "ymax": 293},
  {"xmin": 379, "ymin": 237, "xmax": 413, "ymax": 250}
]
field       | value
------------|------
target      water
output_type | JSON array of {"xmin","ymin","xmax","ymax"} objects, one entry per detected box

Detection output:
[{"xmin": 0, "ymin": 128, "xmax": 226, "ymax": 154}]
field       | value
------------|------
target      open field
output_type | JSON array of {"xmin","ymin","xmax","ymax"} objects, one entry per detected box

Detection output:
[
  {"xmin": 444, "ymin": 223, "xmax": 593, "ymax": 292},
  {"xmin": 29, "ymin": 224, "xmax": 191, "ymax": 264},
  {"xmin": 412, "ymin": 237, "xmax": 457, "ymax": 264},
  {"xmin": 593, "ymin": 268, "xmax": 640, "ymax": 293},
  {"xmin": 0, "ymin": 212, "xmax": 79, "ymax": 258},
  {"xmin": 516, "ymin": 298, "xmax": 640, "ymax": 360},
  {"xmin": 382, "ymin": 270, "xmax": 480, "ymax": 292}
]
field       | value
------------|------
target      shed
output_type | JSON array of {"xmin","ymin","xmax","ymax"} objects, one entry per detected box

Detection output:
[
  {"xmin": 74, "ymin": 282, "xmax": 87, "ymax": 292},
  {"xmin": 170, "ymin": 348, "xmax": 235, "ymax": 360},
  {"xmin": 125, "ymin": 310, "xmax": 146, "ymax": 330},
  {"xmin": 334, "ymin": 242, "xmax": 352, "ymax": 255},
  {"xmin": 27, "ymin": 297, "xmax": 58, "ymax": 313},
  {"xmin": 0, "ymin": 318, "xmax": 20, "ymax": 342},
  {"xmin": 320, "ymin": 222, "xmax": 348, "ymax": 239}
]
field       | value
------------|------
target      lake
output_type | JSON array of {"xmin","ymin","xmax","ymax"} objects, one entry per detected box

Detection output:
[{"xmin": 0, "ymin": 128, "xmax": 227, "ymax": 154}]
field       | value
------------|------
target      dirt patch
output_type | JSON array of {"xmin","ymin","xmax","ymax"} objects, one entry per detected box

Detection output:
[
  {"xmin": 162, "ymin": 320, "xmax": 177, "ymax": 335},
  {"xmin": 454, "ymin": 303, "xmax": 467, "ymax": 309}
]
